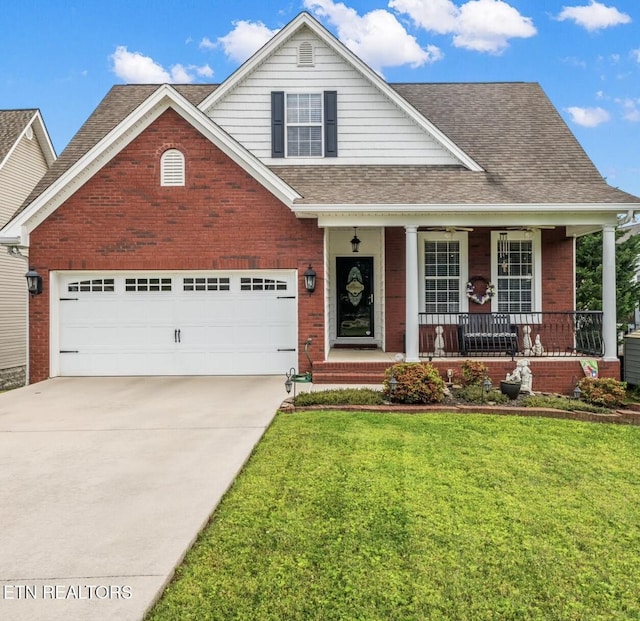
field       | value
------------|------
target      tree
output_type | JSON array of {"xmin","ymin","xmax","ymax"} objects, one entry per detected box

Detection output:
[{"xmin": 576, "ymin": 225, "xmax": 640, "ymax": 325}]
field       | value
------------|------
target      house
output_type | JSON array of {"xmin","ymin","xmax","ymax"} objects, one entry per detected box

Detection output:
[
  {"xmin": 1, "ymin": 12, "xmax": 638, "ymax": 394},
  {"xmin": 0, "ymin": 110, "xmax": 56, "ymax": 389}
]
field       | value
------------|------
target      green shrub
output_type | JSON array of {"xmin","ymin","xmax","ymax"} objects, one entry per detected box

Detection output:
[
  {"xmin": 577, "ymin": 377, "xmax": 627, "ymax": 408},
  {"xmin": 293, "ymin": 388, "xmax": 385, "ymax": 407},
  {"xmin": 521, "ymin": 394, "xmax": 610, "ymax": 413},
  {"xmin": 460, "ymin": 360, "xmax": 489, "ymax": 386},
  {"xmin": 454, "ymin": 384, "xmax": 509, "ymax": 404},
  {"xmin": 384, "ymin": 363, "xmax": 446, "ymax": 404}
]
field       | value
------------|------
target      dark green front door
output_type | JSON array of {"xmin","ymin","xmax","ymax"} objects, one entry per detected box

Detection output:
[{"xmin": 337, "ymin": 257, "xmax": 374, "ymax": 338}]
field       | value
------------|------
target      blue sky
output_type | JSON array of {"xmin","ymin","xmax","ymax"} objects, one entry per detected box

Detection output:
[{"xmin": 2, "ymin": 0, "xmax": 639, "ymax": 196}]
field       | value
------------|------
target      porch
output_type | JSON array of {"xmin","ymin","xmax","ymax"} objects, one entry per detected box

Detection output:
[{"xmin": 311, "ymin": 311, "xmax": 617, "ymax": 394}]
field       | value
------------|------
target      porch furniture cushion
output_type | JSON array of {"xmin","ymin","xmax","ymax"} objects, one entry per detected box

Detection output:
[{"xmin": 458, "ymin": 313, "xmax": 519, "ymax": 355}]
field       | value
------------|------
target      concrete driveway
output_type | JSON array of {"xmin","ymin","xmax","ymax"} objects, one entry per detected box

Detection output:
[{"xmin": 0, "ymin": 376, "xmax": 286, "ymax": 621}]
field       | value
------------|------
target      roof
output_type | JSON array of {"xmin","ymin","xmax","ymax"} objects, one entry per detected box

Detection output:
[
  {"xmin": 13, "ymin": 81, "xmax": 639, "ymax": 221},
  {"xmin": 0, "ymin": 109, "xmax": 39, "ymax": 164}
]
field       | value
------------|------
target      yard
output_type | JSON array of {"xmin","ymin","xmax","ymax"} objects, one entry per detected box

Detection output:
[{"xmin": 146, "ymin": 411, "xmax": 640, "ymax": 621}]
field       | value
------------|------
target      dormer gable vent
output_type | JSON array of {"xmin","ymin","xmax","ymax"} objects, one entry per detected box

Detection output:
[
  {"xmin": 298, "ymin": 42, "xmax": 314, "ymax": 66},
  {"xmin": 161, "ymin": 148, "xmax": 185, "ymax": 186}
]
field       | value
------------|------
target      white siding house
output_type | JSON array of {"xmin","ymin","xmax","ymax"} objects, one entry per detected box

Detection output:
[{"xmin": 0, "ymin": 110, "xmax": 55, "ymax": 388}]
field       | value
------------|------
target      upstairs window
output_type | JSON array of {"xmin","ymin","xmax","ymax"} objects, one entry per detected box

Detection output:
[
  {"xmin": 287, "ymin": 93, "xmax": 322, "ymax": 157},
  {"xmin": 160, "ymin": 149, "xmax": 185, "ymax": 186},
  {"xmin": 271, "ymin": 91, "xmax": 337, "ymax": 158}
]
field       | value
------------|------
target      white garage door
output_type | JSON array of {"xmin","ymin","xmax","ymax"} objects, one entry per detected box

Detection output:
[{"xmin": 56, "ymin": 271, "xmax": 298, "ymax": 376}]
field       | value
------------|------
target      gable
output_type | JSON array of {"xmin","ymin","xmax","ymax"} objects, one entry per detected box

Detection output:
[{"xmin": 205, "ymin": 24, "xmax": 466, "ymax": 168}]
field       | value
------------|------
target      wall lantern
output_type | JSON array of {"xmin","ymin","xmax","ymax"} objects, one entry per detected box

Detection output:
[
  {"xmin": 25, "ymin": 267, "xmax": 43, "ymax": 297},
  {"xmin": 303, "ymin": 265, "xmax": 316, "ymax": 294},
  {"xmin": 350, "ymin": 227, "xmax": 361, "ymax": 253}
]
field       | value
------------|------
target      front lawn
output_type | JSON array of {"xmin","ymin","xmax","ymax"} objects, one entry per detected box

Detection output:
[{"xmin": 147, "ymin": 412, "xmax": 640, "ymax": 621}]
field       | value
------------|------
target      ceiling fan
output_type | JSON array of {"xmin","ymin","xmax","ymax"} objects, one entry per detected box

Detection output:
[
  {"xmin": 505, "ymin": 225, "xmax": 556, "ymax": 230},
  {"xmin": 426, "ymin": 226, "xmax": 474, "ymax": 232}
]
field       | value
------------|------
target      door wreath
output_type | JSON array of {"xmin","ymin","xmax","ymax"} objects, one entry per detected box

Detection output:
[{"xmin": 466, "ymin": 275, "xmax": 495, "ymax": 305}]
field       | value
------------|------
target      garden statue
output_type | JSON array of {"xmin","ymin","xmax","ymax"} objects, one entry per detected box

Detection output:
[
  {"xmin": 434, "ymin": 325, "xmax": 445, "ymax": 357},
  {"xmin": 506, "ymin": 359, "xmax": 533, "ymax": 394},
  {"xmin": 522, "ymin": 325, "xmax": 533, "ymax": 356},
  {"xmin": 533, "ymin": 334, "xmax": 544, "ymax": 356}
]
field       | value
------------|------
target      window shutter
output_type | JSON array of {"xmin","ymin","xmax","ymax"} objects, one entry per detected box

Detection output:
[
  {"xmin": 324, "ymin": 91, "xmax": 338, "ymax": 157},
  {"xmin": 271, "ymin": 91, "xmax": 285, "ymax": 158}
]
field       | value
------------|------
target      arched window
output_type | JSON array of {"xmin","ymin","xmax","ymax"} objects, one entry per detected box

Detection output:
[{"xmin": 160, "ymin": 149, "xmax": 185, "ymax": 186}]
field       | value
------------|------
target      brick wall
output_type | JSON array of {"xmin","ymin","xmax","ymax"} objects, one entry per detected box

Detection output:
[{"xmin": 28, "ymin": 108, "xmax": 324, "ymax": 382}]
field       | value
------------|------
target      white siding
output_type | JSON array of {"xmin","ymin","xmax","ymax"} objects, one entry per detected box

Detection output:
[
  {"xmin": 208, "ymin": 27, "xmax": 460, "ymax": 166},
  {"xmin": 0, "ymin": 131, "xmax": 49, "ymax": 371}
]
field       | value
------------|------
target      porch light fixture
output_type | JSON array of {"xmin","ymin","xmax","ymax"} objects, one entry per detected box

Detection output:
[
  {"xmin": 350, "ymin": 227, "xmax": 361, "ymax": 253},
  {"xmin": 25, "ymin": 267, "xmax": 43, "ymax": 297},
  {"xmin": 303, "ymin": 265, "xmax": 316, "ymax": 294}
]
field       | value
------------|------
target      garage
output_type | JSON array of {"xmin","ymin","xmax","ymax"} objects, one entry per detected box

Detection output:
[{"xmin": 53, "ymin": 271, "xmax": 298, "ymax": 376}]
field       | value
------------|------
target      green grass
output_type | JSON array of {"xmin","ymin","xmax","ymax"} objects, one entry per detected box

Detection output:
[{"xmin": 146, "ymin": 412, "xmax": 640, "ymax": 621}]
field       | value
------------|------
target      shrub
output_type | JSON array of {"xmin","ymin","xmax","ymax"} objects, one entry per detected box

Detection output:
[
  {"xmin": 521, "ymin": 394, "xmax": 609, "ymax": 413},
  {"xmin": 454, "ymin": 384, "xmax": 508, "ymax": 404},
  {"xmin": 577, "ymin": 377, "xmax": 627, "ymax": 408},
  {"xmin": 460, "ymin": 360, "xmax": 489, "ymax": 386},
  {"xmin": 293, "ymin": 388, "xmax": 385, "ymax": 407},
  {"xmin": 384, "ymin": 363, "xmax": 446, "ymax": 404}
]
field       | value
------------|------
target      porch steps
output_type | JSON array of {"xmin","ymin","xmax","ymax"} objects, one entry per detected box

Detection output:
[{"xmin": 311, "ymin": 361, "xmax": 391, "ymax": 384}]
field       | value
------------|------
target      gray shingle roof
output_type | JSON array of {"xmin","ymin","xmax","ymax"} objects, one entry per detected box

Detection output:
[
  {"xmin": 0, "ymin": 109, "xmax": 37, "ymax": 164},
  {"xmin": 14, "ymin": 82, "xmax": 640, "ymax": 219}
]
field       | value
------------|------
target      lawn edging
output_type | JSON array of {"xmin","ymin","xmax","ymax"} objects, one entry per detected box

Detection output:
[{"xmin": 281, "ymin": 401, "xmax": 640, "ymax": 425}]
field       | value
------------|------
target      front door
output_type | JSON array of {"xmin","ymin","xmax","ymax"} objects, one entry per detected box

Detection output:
[{"xmin": 336, "ymin": 257, "xmax": 374, "ymax": 338}]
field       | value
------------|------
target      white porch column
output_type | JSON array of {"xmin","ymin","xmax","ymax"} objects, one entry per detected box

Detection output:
[
  {"xmin": 405, "ymin": 225, "xmax": 420, "ymax": 362},
  {"xmin": 602, "ymin": 225, "xmax": 618, "ymax": 361}
]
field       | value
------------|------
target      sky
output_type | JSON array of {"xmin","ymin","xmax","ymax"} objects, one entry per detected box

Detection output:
[{"xmin": 1, "ymin": 0, "xmax": 639, "ymax": 197}]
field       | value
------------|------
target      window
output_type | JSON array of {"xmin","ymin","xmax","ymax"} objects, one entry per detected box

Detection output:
[
  {"xmin": 271, "ymin": 91, "xmax": 337, "ymax": 158},
  {"xmin": 125, "ymin": 278, "xmax": 172, "ymax": 292},
  {"xmin": 287, "ymin": 93, "xmax": 322, "ymax": 157},
  {"xmin": 493, "ymin": 231, "xmax": 541, "ymax": 313},
  {"xmin": 160, "ymin": 149, "xmax": 185, "ymax": 186},
  {"xmin": 419, "ymin": 232, "xmax": 468, "ymax": 314},
  {"xmin": 183, "ymin": 277, "xmax": 230, "ymax": 291},
  {"xmin": 240, "ymin": 277, "xmax": 287, "ymax": 291},
  {"xmin": 68, "ymin": 279, "xmax": 115, "ymax": 293}
]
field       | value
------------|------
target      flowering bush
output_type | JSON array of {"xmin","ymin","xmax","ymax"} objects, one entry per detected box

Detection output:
[
  {"xmin": 577, "ymin": 377, "xmax": 626, "ymax": 408},
  {"xmin": 461, "ymin": 360, "xmax": 489, "ymax": 386},
  {"xmin": 384, "ymin": 363, "xmax": 446, "ymax": 404}
]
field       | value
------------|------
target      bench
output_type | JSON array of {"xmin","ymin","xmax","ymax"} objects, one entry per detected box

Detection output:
[{"xmin": 458, "ymin": 313, "xmax": 519, "ymax": 356}]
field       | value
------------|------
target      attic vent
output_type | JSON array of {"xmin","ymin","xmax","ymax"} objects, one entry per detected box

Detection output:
[
  {"xmin": 298, "ymin": 42, "xmax": 314, "ymax": 66},
  {"xmin": 25, "ymin": 126, "xmax": 33, "ymax": 140},
  {"xmin": 161, "ymin": 149, "xmax": 185, "ymax": 186}
]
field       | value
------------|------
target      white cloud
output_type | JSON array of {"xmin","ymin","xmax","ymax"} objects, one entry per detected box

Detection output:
[
  {"xmin": 616, "ymin": 98, "xmax": 640, "ymax": 122},
  {"xmin": 304, "ymin": 0, "xmax": 441, "ymax": 73},
  {"xmin": 390, "ymin": 0, "xmax": 536, "ymax": 54},
  {"xmin": 110, "ymin": 47, "xmax": 213, "ymax": 84},
  {"xmin": 556, "ymin": 1, "xmax": 631, "ymax": 32},
  {"xmin": 214, "ymin": 21, "xmax": 280, "ymax": 64},
  {"xmin": 631, "ymin": 49, "xmax": 640, "ymax": 63},
  {"xmin": 566, "ymin": 106, "xmax": 611, "ymax": 127}
]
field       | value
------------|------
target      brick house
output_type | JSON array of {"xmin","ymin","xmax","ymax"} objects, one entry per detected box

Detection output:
[
  {"xmin": 1, "ymin": 12, "xmax": 638, "ymax": 393},
  {"xmin": 0, "ymin": 110, "xmax": 55, "ymax": 389}
]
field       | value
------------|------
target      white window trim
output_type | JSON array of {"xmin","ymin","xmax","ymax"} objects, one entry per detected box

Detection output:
[
  {"xmin": 418, "ymin": 231, "xmax": 469, "ymax": 318},
  {"xmin": 490, "ymin": 230, "xmax": 542, "ymax": 314},
  {"xmin": 285, "ymin": 91, "xmax": 324, "ymax": 158},
  {"xmin": 160, "ymin": 149, "xmax": 185, "ymax": 186}
]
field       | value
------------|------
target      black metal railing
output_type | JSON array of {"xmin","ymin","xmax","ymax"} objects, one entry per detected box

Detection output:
[{"xmin": 418, "ymin": 311, "xmax": 604, "ymax": 358}]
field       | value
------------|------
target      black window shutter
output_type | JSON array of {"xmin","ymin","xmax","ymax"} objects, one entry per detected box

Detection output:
[
  {"xmin": 271, "ymin": 91, "xmax": 285, "ymax": 158},
  {"xmin": 324, "ymin": 91, "xmax": 338, "ymax": 157}
]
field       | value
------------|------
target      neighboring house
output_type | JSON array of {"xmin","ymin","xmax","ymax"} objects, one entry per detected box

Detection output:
[
  {"xmin": 0, "ymin": 110, "xmax": 55, "ymax": 389},
  {"xmin": 1, "ymin": 12, "xmax": 639, "ymax": 393}
]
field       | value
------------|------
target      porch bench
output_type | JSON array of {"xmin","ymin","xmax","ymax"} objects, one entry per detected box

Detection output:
[{"xmin": 458, "ymin": 313, "xmax": 519, "ymax": 356}]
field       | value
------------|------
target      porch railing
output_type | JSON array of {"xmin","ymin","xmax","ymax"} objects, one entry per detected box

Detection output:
[{"xmin": 418, "ymin": 311, "xmax": 604, "ymax": 358}]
